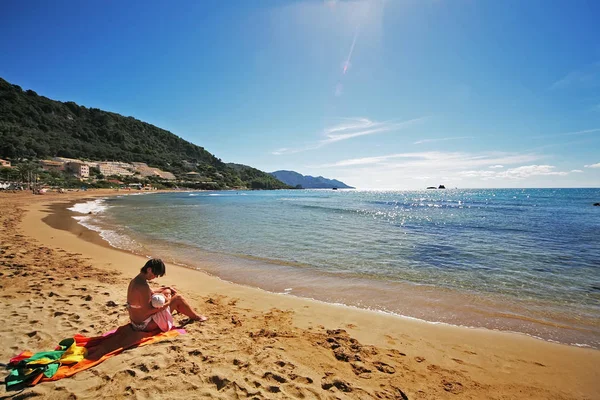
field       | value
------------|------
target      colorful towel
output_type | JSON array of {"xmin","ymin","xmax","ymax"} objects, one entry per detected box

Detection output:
[{"xmin": 4, "ymin": 325, "xmax": 185, "ymax": 388}]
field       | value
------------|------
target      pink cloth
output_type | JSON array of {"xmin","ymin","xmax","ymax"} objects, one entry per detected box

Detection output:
[{"xmin": 152, "ymin": 306, "xmax": 174, "ymax": 332}]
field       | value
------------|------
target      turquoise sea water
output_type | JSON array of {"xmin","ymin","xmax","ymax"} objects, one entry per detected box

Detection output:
[{"xmin": 70, "ymin": 189, "xmax": 600, "ymax": 348}]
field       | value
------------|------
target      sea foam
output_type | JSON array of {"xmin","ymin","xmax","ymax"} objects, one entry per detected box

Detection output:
[{"xmin": 68, "ymin": 199, "xmax": 109, "ymax": 215}]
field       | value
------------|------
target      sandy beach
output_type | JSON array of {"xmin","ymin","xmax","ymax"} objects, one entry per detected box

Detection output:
[{"xmin": 1, "ymin": 190, "xmax": 599, "ymax": 399}]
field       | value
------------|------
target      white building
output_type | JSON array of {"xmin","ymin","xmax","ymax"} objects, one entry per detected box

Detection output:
[
  {"xmin": 98, "ymin": 162, "xmax": 134, "ymax": 177},
  {"xmin": 66, "ymin": 161, "xmax": 90, "ymax": 179}
]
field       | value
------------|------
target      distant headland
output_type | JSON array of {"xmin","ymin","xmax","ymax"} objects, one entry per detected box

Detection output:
[{"xmin": 270, "ymin": 170, "xmax": 354, "ymax": 189}]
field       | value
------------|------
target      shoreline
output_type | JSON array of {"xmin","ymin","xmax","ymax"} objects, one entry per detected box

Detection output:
[
  {"xmin": 59, "ymin": 192, "xmax": 599, "ymax": 349},
  {"xmin": 2, "ymin": 190, "xmax": 599, "ymax": 399}
]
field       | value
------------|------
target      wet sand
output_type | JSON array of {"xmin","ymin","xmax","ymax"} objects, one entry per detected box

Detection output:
[{"xmin": 1, "ymin": 190, "xmax": 599, "ymax": 399}]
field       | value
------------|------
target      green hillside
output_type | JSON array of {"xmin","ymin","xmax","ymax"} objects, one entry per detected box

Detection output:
[{"xmin": 0, "ymin": 77, "xmax": 289, "ymax": 189}]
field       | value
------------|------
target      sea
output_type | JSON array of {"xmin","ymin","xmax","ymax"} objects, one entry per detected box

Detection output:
[{"xmin": 68, "ymin": 188, "xmax": 600, "ymax": 348}]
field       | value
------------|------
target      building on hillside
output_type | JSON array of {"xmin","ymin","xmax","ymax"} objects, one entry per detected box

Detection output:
[
  {"xmin": 53, "ymin": 157, "xmax": 83, "ymax": 164},
  {"xmin": 98, "ymin": 162, "xmax": 134, "ymax": 177},
  {"xmin": 65, "ymin": 161, "xmax": 89, "ymax": 179},
  {"xmin": 40, "ymin": 160, "xmax": 65, "ymax": 172},
  {"xmin": 132, "ymin": 163, "xmax": 158, "ymax": 178},
  {"xmin": 0, "ymin": 159, "xmax": 11, "ymax": 168},
  {"xmin": 131, "ymin": 163, "xmax": 175, "ymax": 180},
  {"xmin": 112, "ymin": 161, "xmax": 134, "ymax": 169},
  {"xmin": 185, "ymin": 172, "xmax": 211, "ymax": 181},
  {"xmin": 155, "ymin": 170, "xmax": 176, "ymax": 180}
]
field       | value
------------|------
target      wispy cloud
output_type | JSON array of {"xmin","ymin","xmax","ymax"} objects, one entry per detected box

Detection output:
[
  {"xmin": 563, "ymin": 128, "xmax": 600, "ymax": 136},
  {"xmin": 317, "ymin": 151, "xmax": 541, "ymax": 169},
  {"xmin": 489, "ymin": 165, "xmax": 504, "ymax": 169},
  {"xmin": 271, "ymin": 116, "xmax": 427, "ymax": 155},
  {"xmin": 272, "ymin": 148, "xmax": 291, "ymax": 156},
  {"xmin": 530, "ymin": 127, "xmax": 600, "ymax": 139},
  {"xmin": 413, "ymin": 136, "xmax": 473, "ymax": 145},
  {"xmin": 585, "ymin": 162, "xmax": 600, "ymax": 168},
  {"xmin": 550, "ymin": 61, "xmax": 600, "ymax": 90},
  {"xmin": 571, "ymin": 169, "xmax": 583, "ymax": 173},
  {"xmin": 322, "ymin": 117, "xmax": 426, "ymax": 144}
]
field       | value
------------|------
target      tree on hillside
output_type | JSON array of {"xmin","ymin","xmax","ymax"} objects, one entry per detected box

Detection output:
[
  {"xmin": 0, "ymin": 166, "xmax": 17, "ymax": 181},
  {"xmin": 16, "ymin": 162, "xmax": 40, "ymax": 190}
]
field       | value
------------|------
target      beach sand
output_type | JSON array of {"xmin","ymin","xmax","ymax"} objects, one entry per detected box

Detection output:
[{"xmin": 0, "ymin": 190, "xmax": 598, "ymax": 399}]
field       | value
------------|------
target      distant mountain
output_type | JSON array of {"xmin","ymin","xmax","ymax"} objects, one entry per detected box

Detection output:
[{"xmin": 270, "ymin": 170, "xmax": 354, "ymax": 189}]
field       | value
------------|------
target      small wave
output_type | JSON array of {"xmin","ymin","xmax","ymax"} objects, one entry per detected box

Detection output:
[
  {"xmin": 68, "ymin": 199, "xmax": 108, "ymax": 215},
  {"xmin": 189, "ymin": 194, "xmax": 199, "ymax": 197},
  {"xmin": 72, "ymin": 215, "xmax": 142, "ymax": 252}
]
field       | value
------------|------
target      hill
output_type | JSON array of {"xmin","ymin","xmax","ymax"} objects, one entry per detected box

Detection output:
[
  {"xmin": 0, "ymin": 77, "xmax": 289, "ymax": 190},
  {"xmin": 270, "ymin": 170, "xmax": 354, "ymax": 189}
]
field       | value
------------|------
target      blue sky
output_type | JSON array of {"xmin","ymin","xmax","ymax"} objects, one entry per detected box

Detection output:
[{"xmin": 1, "ymin": 0, "xmax": 599, "ymax": 189}]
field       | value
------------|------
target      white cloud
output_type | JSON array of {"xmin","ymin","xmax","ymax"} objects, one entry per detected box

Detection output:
[
  {"xmin": 459, "ymin": 165, "xmax": 572, "ymax": 180},
  {"xmin": 585, "ymin": 163, "xmax": 600, "ymax": 168},
  {"xmin": 458, "ymin": 170, "xmax": 497, "ymax": 179},
  {"xmin": 413, "ymin": 136, "xmax": 473, "ymax": 145},
  {"xmin": 322, "ymin": 117, "xmax": 426, "ymax": 144},
  {"xmin": 550, "ymin": 62, "xmax": 600, "ymax": 90},
  {"xmin": 489, "ymin": 165, "xmax": 504, "ymax": 169},
  {"xmin": 272, "ymin": 148, "xmax": 290, "ymax": 155},
  {"xmin": 272, "ymin": 116, "xmax": 427, "ymax": 155},
  {"xmin": 564, "ymin": 128, "xmax": 600, "ymax": 136},
  {"xmin": 496, "ymin": 165, "xmax": 569, "ymax": 179},
  {"xmin": 318, "ymin": 151, "xmax": 541, "ymax": 170},
  {"xmin": 571, "ymin": 170, "xmax": 583, "ymax": 173},
  {"xmin": 530, "ymin": 127, "xmax": 600, "ymax": 139}
]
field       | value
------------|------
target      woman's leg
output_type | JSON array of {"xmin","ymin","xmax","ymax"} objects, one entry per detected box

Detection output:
[{"xmin": 169, "ymin": 293, "xmax": 207, "ymax": 321}]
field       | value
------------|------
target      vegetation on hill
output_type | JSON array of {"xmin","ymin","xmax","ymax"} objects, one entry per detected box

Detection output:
[
  {"xmin": 0, "ymin": 77, "xmax": 290, "ymax": 189},
  {"xmin": 227, "ymin": 163, "xmax": 295, "ymax": 190}
]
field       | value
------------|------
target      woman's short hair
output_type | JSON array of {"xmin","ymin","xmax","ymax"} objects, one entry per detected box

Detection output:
[{"xmin": 141, "ymin": 258, "xmax": 166, "ymax": 277}]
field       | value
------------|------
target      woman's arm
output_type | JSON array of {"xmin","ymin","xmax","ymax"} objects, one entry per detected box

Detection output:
[
  {"xmin": 134, "ymin": 285, "xmax": 171, "ymax": 319},
  {"xmin": 153, "ymin": 286, "xmax": 177, "ymax": 295}
]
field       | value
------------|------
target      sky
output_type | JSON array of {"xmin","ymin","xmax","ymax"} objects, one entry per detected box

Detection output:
[{"xmin": 1, "ymin": 0, "xmax": 599, "ymax": 189}]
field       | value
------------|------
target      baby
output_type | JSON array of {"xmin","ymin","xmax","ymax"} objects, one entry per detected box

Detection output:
[
  {"xmin": 150, "ymin": 288, "xmax": 175, "ymax": 332},
  {"xmin": 151, "ymin": 288, "xmax": 173, "ymax": 308}
]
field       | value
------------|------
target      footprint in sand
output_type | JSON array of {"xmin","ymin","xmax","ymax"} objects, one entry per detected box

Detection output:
[
  {"xmin": 288, "ymin": 374, "xmax": 313, "ymax": 384},
  {"xmin": 233, "ymin": 358, "xmax": 249, "ymax": 368},
  {"xmin": 321, "ymin": 377, "xmax": 353, "ymax": 393},
  {"xmin": 443, "ymin": 380, "xmax": 464, "ymax": 394},
  {"xmin": 374, "ymin": 361, "xmax": 396, "ymax": 374},
  {"xmin": 263, "ymin": 371, "xmax": 288, "ymax": 384},
  {"xmin": 69, "ymin": 314, "xmax": 81, "ymax": 322},
  {"xmin": 274, "ymin": 360, "xmax": 296, "ymax": 371}
]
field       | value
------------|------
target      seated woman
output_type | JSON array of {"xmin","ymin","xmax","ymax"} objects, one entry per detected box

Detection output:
[{"xmin": 127, "ymin": 259, "xmax": 207, "ymax": 332}]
